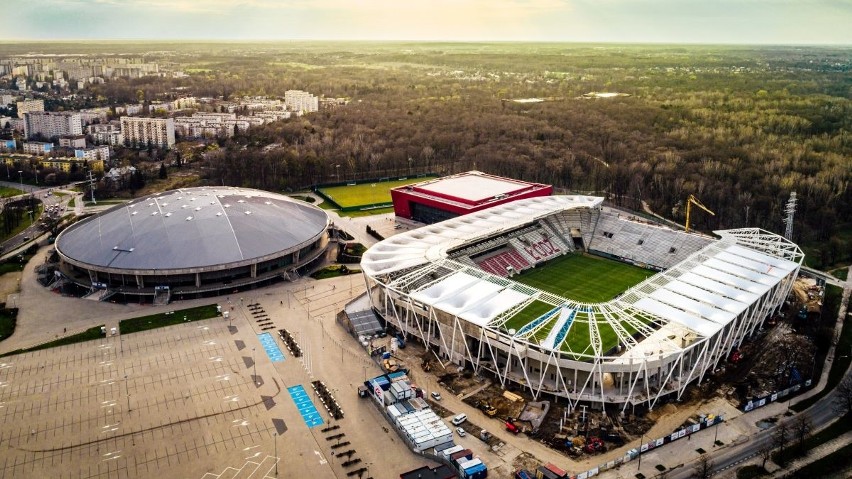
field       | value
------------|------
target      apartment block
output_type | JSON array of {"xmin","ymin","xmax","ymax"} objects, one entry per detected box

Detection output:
[
  {"xmin": 23, "ymin": 111, "xmax": 83, "ymax": 140},
  {"xmin": 120, "ymin": 116, "xmax": 175, "ymax": 149}
]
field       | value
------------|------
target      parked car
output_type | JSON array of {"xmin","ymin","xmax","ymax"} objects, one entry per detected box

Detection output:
[
  {"xmin": 456, "ymin": 427, "xmax": 466, "ymax": 437},
  {"xmin": 451, "ymin": 414, "xmax": 467, "ymax": 426},
  {"xmin": 430, "ymin": 391, "xmax": 442, "ymax": 401}
]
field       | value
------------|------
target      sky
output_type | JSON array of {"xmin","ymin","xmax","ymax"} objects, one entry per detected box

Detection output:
[{"xmin": 4, "ymin": 0, "xmax": 852, "ymax": 44}]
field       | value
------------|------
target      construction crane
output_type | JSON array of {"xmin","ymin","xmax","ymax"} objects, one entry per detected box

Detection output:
[{"xmin": 685, "ymin": 194, "xmax": 715, "ymax": 233}]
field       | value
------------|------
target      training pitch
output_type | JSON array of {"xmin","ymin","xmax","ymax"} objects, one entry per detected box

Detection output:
[{"xmin": 317, "ymin": 177, "xmax": 432, "ymax": 209}]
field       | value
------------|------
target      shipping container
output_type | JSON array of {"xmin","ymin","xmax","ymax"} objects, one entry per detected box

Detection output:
[
  {"xmin": 450, "ymin": 449, "xmax": 474, "ymax": 463},
  {"xmin": 536, "ymin": 466, "xmax": 560, "ymax": 479},
  {"xmin": 544, "ymin": 463, "xmax": 567, "ymax": 478},
  {"xmin": 442, "ymin": 445, "xmax": 465, "ymax": 459}
]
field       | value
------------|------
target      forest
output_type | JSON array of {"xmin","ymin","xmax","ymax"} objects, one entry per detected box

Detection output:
[{"xmin": 2, "ymin": 42, "xmax": 850, "ymax": 268}]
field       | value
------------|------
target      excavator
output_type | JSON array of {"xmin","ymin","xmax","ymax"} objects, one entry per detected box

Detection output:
[{"xmin": 685, "ymin": 194, "xmax": 715, "ymax": 233}]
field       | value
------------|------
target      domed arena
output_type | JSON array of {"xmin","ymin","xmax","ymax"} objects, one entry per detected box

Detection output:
[{"xmin": 55, "ymin": 187, "xmax": 330, "ymax": 302}]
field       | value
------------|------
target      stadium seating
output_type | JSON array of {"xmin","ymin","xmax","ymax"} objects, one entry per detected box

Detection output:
[
  {"xmin": 586, "ymin": 210, "xmax": 713, "ymax": 269},
  {"xmin": 474, "ymin": 248, "xmax": 532, "ymax": 277}
]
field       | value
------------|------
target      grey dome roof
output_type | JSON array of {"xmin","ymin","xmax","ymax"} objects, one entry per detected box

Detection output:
[{"xmin": 56, "ymin": 187, "xmax": 328, "ymax": 272}]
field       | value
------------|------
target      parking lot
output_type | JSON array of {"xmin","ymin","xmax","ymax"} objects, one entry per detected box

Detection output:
[{"xmin": 0, "ymin": 275, "xmax": 429, "ymax": 479}]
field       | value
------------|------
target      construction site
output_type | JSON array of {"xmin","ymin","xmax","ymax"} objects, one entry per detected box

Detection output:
[{"xmin": 351, "ymin": 270, "xmax": 827, "ymax": 471}]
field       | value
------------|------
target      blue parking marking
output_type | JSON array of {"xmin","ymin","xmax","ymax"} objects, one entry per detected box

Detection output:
[
  {"xmin": 287, "ymin": 385, "xmax": 324, "ymax": 428},
  {"xmin": 258, "ymin": 332, "xmax": 285, "ymax": 362}
]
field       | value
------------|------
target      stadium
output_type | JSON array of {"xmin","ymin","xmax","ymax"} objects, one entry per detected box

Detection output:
[
  {"xmin": 361, "ymin": 195, "xmax": 804, "ymax": 412},
  {"xmin": 55, "ymin": 187, "xmax": 330, "ymax": 303}
]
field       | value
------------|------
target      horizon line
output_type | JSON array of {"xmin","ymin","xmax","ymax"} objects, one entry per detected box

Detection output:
[{"xmin": 1, "ymin": 39, "xmax": 851, "ymax": 48}]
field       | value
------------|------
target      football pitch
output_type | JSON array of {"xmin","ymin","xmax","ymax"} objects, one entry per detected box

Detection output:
[
  {"xmin": 514, "ymin": 253, "xmax": 651, "ymax": 302},
  {"xmin": 503, "ymin": 253, "xmax": 652, "ymax": 357},
  {"xmin": 317, "ymin": 177, "xmax": 434, "ymax": 209}
]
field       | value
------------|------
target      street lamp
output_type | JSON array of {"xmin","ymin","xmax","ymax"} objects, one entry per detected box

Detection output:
[
  {"xmin": 18, "ymin": 170, "xmax": 23, "ymax": 192},
  {"xmin": 252, "ymin": 347, "xmax": 257, "ymax": 386},
  {"xmin": 125, "ymin": 375, "xmax": 131, "ymax": 412},
  {"xmin": 637, "ymin": 433, "xmax": 644, "ymax": 471},
  {"xmin": 274, "ymin": 433, "xmax": 278, "ymax": 477},
  {"xmin": 335, "ymin": 164, "xmax": 340, "ymax": 183}
]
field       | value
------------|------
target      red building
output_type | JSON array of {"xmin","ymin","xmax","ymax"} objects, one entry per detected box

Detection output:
[{"xmin": 391, "ymin": 171, "xmax": 552, "ymax": 224}]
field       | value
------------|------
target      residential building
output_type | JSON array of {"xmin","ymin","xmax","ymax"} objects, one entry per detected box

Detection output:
[
  {"xmin": 120, "ymin": 116, "xmax": 175, "ymax": 149},
  {"xmin": 40, "ymin": 158, "xmax": 104, "ymax": 174},
  {"xmin": 87, "ymin": 122, "xmax": 122, "ymax": 145},
  {"xmin": 115, "ymin": 104, "xmax": 144, "ymax": 116},
  {"xmin": 23, "ymin": 141, "xmax": 53, "ymax": 155},
  {"xmin": 284, "ymin": 90, "xmax": 319, "ymax": 113},
  {"xmin": 16, "ymin": 98, "xmax": 44, "ymax": 118},
  {"xmin": 74, "ymin": 146, "xmax": 110, "ymax": 163},
  {"xmin": 23, "ymin": 111, "xmax": 83, "ymax": 140},
  {"xmin": 0, "ymin": 94, "xmax": 14, "ymax": 107},
  {"xmin": 59, "ymin": 135, "xmax": 87, "ymax": 149},
  {"xmin": 0, "ymin": 139, "xmax": 16, "ymax": 151}
]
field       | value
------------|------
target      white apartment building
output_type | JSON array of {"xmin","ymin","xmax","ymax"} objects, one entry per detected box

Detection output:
[
  {"xmin": 1, "ymin": 94, "xmax": 14, "ymax": 107},
  {"xmin": 284, "ymin": 90, "xmax": 319, "ymax": 113},
  {"xmin": 23, "ymin": 111, "xmax": 83, "ymax": 140},
  {"xmin": 23, "ymin": 141, "xmax": 54, "ymax": 155},
  {"xmin": 16, "ymin": 98, "xmax": 44, "ymax": 118},
  {"xmin": 75, "ymin": 145, "xmax": 110, "ymax": 162},
  {"xmin": 120, "ymin": 116, "xmax": 175, "ymax": 149},
  {"xmin": 87, "ymin": 123, "xmax": 122, "ymax": 145},
  {"xmin": 59, "ymin": 135, "xmax": 87, "ymax": 149}
]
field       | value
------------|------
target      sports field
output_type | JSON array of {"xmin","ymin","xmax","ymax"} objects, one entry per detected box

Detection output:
[
  {"xmin": 503, "ymin": 253, "xmax": 652, "ymax": 358},
  {"xmin": 317, "ymin": 177, "xmax": 435, "ymax": 209},
  {"xmin": 514, "ymin": 253, "xmax": 650, "ymax": 302}
]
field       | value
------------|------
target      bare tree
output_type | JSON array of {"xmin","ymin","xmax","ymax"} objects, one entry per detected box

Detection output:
[
  {"xmin": 758, "ymin": 442, "xmax": 773, "ymax": 470},
  {"xmin": 834, "ymin": 376, "xmax": 852, "ymax": 416},
  {"xmin": 793, "ymin": 413, "xmax": 812, "ymax": 454},
  {"xmin": 773, "ymin": 422, "xmax": 791, "ymax": 466},
  {"xmin": 693, "ymin": 453, "xmax": 715, "ymax": 479}
]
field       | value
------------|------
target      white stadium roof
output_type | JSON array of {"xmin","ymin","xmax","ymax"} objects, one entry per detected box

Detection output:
[{"xmin": 363, "ymin": 196, "xmax": 803, "ymax": 358}]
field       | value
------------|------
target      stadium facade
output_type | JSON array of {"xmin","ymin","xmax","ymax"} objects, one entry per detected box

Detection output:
[
  {"xmin": 361, "ymin": 195, "xmax": 803, "ymax": 411},
  {"xmin": 390, "ymin": 170, "xmax": 552, "ymax": 224},
  {"xmin": 55, "ymin": 187, "xmax": 330, "ymax": 302}
]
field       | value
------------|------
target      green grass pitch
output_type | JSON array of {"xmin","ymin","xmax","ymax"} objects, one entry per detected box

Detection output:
[
  {"xmin": 318, "ymin": 177, "xmax": 432, "ymax": 209},
  {"xmin": 502, "ymin": 253, "xmax": 652, "ymax": 358},
  {"xmin": 514, "ymin": 253, "xmax": 652, "ymax": 302}
]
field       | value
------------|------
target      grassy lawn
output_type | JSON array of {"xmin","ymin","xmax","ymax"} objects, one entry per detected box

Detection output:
[
  {"xmin": 84, "ymin": 199, "xmax": 126, "ymax": 207},
  {"xmin": 773, "ymin": 412, "xmax": 851, "ymax": 465},
  {"xmin": 119, "ymin": 304, "xmax": 220, "ymax": 335},
  {"xmin": 310, "ymin": 265, "xmax": 361, "ymax": 280},
  {"xmin": 0, "ymin": 186, "xmax": 23, "ymax": 198},
  {"xmin": 67, "ymin": 197, "xmax": 75, "ymax": 208},
  {"xmin": 0, "ymin": 203, "xmax": 43, "ymax": 244},
  {"xmin": 514, "ymin": 253, "xmax": 651, "ymax": 302},
  {"xmin": 0, "ymin": 309, "xmax": 17, "ymax": 342},
  {"xmin": 337, "ymin": 206, "xmax": 395, "ymax": 217},
  {"xmin": 791, "ymin": 439, "xmax": 852, "ymax": 478},
  {"xmin": 317, "ymin": 177, "xmax": 432, "ymax": 209},
  {"xmin": 830, "ymin": 267, "xmax": 849, "ymax": 281},
  {"xmin": 0, "ymin": 326, "xmax": 105, "ymax": 357},
  {"xmin": 793, "ymin": 284, "xmax": 849, "ymax": 412}
]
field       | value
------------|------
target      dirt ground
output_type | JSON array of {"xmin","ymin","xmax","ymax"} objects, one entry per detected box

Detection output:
[{"xmin": 0, "ymin": 272, "xmax": 21, "ymax": 301}]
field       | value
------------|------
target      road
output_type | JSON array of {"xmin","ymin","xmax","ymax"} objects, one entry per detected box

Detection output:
[
  {"xmin": 665, "ymin": 266, "xmax": 852, "ymax": 478},
  {"xmin": 0, "ymin": 182, "xmax": 76, "ymax": 258}
]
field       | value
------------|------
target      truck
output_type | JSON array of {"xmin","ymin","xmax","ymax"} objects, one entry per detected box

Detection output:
[
  {"xmin": 479, "ymin": 430, "xmax": 493, "ymax": 442},
  {"xmin": 395, "ymin": 332, "xmax": 406, "ymax": 349},
  {"xmin": 505, "ymin": 417, "xmax": 528, "ymax": 434},
  {"xmin": 477, "ymin": 400, "xmax": 497, "ymax": 417}
]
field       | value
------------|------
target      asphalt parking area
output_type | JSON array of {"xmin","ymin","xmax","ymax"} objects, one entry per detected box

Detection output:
[{"xmin": 0, "ymin": 318, "xmax": 334, "ymax": 479}]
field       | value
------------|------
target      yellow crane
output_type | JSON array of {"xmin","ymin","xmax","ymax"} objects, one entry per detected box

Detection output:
[{"xmin": 685, "ymin": 194, "xmax": 715, "ymax": 233}]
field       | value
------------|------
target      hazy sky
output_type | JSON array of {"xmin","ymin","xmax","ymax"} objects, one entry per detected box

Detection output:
[{"xmin": 4, "ymin": 0, "xmax": 851, "ymax": 44}]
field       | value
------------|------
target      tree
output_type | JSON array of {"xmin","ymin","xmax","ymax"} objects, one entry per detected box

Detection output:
[
  {"xmin": 772, "ymin": 422, "xmax": 791, "ymax": 466},
  {"xmin": 793, "ymin": 414, "xmax": 812, "ymax": 455},
  {"xmin": 693, "ymin": 453, "xmax": 714, "ymax": 479},
  {"xmin": 158, "ymin": 162, "xmax": 167, "ymax": 180},
  {"xmin": 758, "ymin": 442, "xmax": 773, "ymax": 470},
  {"xmin": 834, "ymin": 376, "xmax": 852, "ymax": 416}
]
